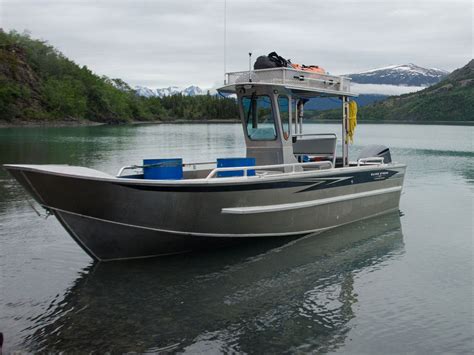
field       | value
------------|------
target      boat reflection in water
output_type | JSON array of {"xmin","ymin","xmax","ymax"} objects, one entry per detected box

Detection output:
[{"xmin": 24, "ymin": 212, "xmax": 404, "ymax": 353}]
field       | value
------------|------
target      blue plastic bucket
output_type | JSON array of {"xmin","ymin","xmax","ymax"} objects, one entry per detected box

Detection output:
[
  {"xmin": 143, "ymin": 159, "xmax": 183, "ymax": 180},
  {"xmin": 217, "ymin": 157, "xmax": 256, "ymax": 177}
]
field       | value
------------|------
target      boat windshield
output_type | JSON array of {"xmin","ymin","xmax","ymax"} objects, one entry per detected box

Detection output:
[{"xmin": 242, "ymin": 95, "xmax": 277, "ymax": 141}]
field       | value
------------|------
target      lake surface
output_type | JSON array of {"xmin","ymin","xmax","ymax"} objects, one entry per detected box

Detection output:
[{"xmin": 0, "ymin": 123, "xmax": 472, "ymax": 353}]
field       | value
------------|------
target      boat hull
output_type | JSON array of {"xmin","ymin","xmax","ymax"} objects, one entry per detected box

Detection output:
[{"xmin": 5, "ymin": 164, "xmax": 406, "ymax": 261}]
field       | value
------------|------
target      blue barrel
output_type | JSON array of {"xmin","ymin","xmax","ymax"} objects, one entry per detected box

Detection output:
[
  {"xmin": 217, "ymin": 157, "xmax": 256, "ymax": 177},
  {"xmin": 143, "ymin": 159, "xmax": 183, "ymax": 180}
]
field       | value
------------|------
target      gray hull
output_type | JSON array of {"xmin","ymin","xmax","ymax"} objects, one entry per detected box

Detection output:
[{"xmin": 5, "ymin": 164, "xmax": 406, "ymax": 261}]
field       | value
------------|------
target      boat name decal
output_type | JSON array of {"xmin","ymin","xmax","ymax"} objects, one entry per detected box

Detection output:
[{"xmin": 371, "ymin": 171, "xmax": 390, "ymax": 180}]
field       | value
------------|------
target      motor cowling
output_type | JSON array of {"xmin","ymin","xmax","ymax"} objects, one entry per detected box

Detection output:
[{"xmin": 357, "ymin": 145, "xmax": 392, "ymax": 164}]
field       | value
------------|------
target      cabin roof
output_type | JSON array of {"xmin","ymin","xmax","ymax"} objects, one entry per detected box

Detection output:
[{"xmin": 217, "ymin": 68, "xmax": 358, "ymax": 98}]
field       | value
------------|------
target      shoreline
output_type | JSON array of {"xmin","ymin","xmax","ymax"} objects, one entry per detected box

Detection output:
[
  {"xmin": 0, "ymin": 118, "xmax": 241, "ymax": 128},
  {"xmin": 0, "ymin": 118, "xmax": 472, "ymax": 128},
  {"xmin": 309, "ymin": 119, "xmax": 474, "ymax": 126},
  {"xmin": 0, "ymin": 118, "xmax": 106, "ymax": 128}
]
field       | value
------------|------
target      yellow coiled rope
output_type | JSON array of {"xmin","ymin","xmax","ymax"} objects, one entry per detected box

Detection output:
[{"xmin": 348, "ymin": 100, "xmax": 357, "ymax": 143}]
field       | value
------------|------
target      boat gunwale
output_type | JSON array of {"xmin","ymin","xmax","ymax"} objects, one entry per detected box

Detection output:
[{"xmin": 3, "ymin": 163, "xmax": 406, "ymax": 187}]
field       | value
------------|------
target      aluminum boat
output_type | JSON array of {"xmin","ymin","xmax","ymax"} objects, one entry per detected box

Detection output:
[{"xmin": 4, "ymin": 67, "xmax": 406, "ymax": 261}]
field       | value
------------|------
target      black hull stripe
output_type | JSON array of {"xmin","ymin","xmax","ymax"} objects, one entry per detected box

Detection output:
[{"xmin": 119, "ymin": 170, "xmax": 400, "ymax": 193}]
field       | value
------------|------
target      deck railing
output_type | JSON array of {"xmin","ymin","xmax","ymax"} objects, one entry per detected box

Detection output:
[
  {"xmin": 117, "ymin": 160, "xmax": 334, "ymax": 179},
  {"xmin": 117, "ymin": 158, "xmax": 388, "ymax": 179},
  {"xmin": 205, "ymin": 161, "xmax": 333, "ymax": 180}
]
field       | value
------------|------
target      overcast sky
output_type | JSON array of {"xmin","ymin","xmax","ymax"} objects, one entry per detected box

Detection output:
[{"xmin": 1, "ymin": 0, "xmax": 472, "ymax": 88}]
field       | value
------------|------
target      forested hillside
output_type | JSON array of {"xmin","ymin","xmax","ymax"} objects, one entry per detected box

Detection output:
[
  {"xmin": 359, "ymin": 60, "xmax": 473, "ymax": 121},
  {"xmin": 0, "ymin": 30, "xmax": 238, "ymax": 123},
  {"xmin": 309, "ymin": 60, "xmax": 473, "ymax": 122}
]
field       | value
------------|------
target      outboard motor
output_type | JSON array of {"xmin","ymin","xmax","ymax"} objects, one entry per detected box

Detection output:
[{"xmin": 357, "ymin": 145, "xmax": 392, "ymax": 164}]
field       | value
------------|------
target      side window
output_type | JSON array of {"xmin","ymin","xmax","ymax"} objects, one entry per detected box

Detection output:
[
  {"xmin": 242, "ymin": 95, "xmax": 277, "ymax": 141},
  {"xmin": 278, "ymin": 96, "xmax": 290, "ymax": 140}
]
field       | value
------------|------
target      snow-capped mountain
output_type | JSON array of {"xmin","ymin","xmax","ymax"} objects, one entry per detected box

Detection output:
[
  {"xmin": 155, "ymin": 86, "xmax": 183, "ymax": 97},
  {"xmin": 344, "ymin": 63, "xmax": 449, "ymax": 96},
  {"xmin": 347, "ymin": 64, "xmax": 448, "ymax": 86},
  {"xmin": 134, "ymin": 85, "xmax": 205, "ymax": 98},
  {"xmin": 306, "ymin": 63, "xmax": 450, "ymax": 110},
  {"xmin": 134, "ymin": 86, "xmax": 157, "ymax": 98},
  {"xmin": 182, "ymin": 85, "xmax": 204, "ymax": 96}
]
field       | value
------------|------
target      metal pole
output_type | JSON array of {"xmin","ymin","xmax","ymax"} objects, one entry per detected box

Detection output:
[
  {"xmin": 248, "ymin": 52, "xmax": 252, "ymax": 82},
  {"xmin": 299, "ymin": 109, "xmax": 303, "ymax": 134},
  {"xmin": 342, "ymin": 96, "xmax": 345, "ymax": 166},
  {"xmin": 345, "ymin": 98, "xmax": 349, "ymax": 165},
  {"xmin": 342, "ymin": 96, "xmax": 348, "ymax": 166},
  {"xmin": 288, "ymin": 95, "xmax": 292, "ymax": 138},
  {"xmin": 294, "ymin": 99, "xmax": 299, "ymax": 134},
  {"xmin": 223, "ymin": 0, "xmax": 227, "ymax": 84},
  {"xmin": 298, "ymin": 100, "xmax": 303, "ymax": 134}
]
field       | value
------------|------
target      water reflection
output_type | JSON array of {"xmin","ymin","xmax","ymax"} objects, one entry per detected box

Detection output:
[{"xmin": 23, "ymin": 212, "xmax": 404, "ymax": 353}]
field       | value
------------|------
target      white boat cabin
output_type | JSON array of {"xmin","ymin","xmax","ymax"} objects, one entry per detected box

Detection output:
[{"xmin": 218, "ymin": 67, "xmax": 358, "ymax": 170}]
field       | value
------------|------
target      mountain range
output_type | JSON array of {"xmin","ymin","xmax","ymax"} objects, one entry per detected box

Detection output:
[
  {"xmin": 306, "ymin": 63, "xmax": 449, "ymax": 110},
  {"xmin": 347, "ymin": 63, "xmax": 448, "ymax": 87},
  {"xmin": 135, "ymin": 85, "xmax": 204, "ymax": 98},
  {"xmin": 359, "ymin": 60, "xmax": 473, "ymax": 122},
  {"xmin": 310, "ymin": 60, "xmax": 473, "ymax": 122}
]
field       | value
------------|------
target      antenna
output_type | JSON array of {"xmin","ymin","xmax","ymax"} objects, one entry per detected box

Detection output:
[
  {"xmin": 248, "ymin": 52, "xmax": 252, "ymax": 82},
  {"xmin": 223, "ymin": 0, "xmax": 227, "ymax": 84}
]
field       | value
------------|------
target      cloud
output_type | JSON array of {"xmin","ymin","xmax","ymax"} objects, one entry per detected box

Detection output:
[
  {"xmin": 351, "ymin": 83, "xmax": 425, "ymax": 95},
  {"xmin": 1, "ymin": 0, "xmax": 472, "ymax": 87}
]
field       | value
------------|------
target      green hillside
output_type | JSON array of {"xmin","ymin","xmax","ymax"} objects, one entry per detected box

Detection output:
[
  {"xmin": 0, "ymin": 30, "xmax": 238, "ymax": 123},
  {"xmin": 308, "ymin": 60, "xmax": 473, "ymax": 122},
  {"xmin": 360, "ymin": 60, "xmax": 473, "ymax": 122}
]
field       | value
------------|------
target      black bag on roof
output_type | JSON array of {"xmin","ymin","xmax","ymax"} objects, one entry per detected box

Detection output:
[
  {"xmin": 254, "ymin": 55, "xmax": 278, "ymax": 70},
  {"xmin": 254, "ymin": 51, "xmax": 291, "ymax": 70},
  {"xmin": 268, "ymin": 51, "xmax": 290, "ymax": 67}
]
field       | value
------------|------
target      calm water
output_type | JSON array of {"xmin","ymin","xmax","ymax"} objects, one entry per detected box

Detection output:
[{"xmin": 0, "ymin": 123, "xmax": 472, "ymax": 353}]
